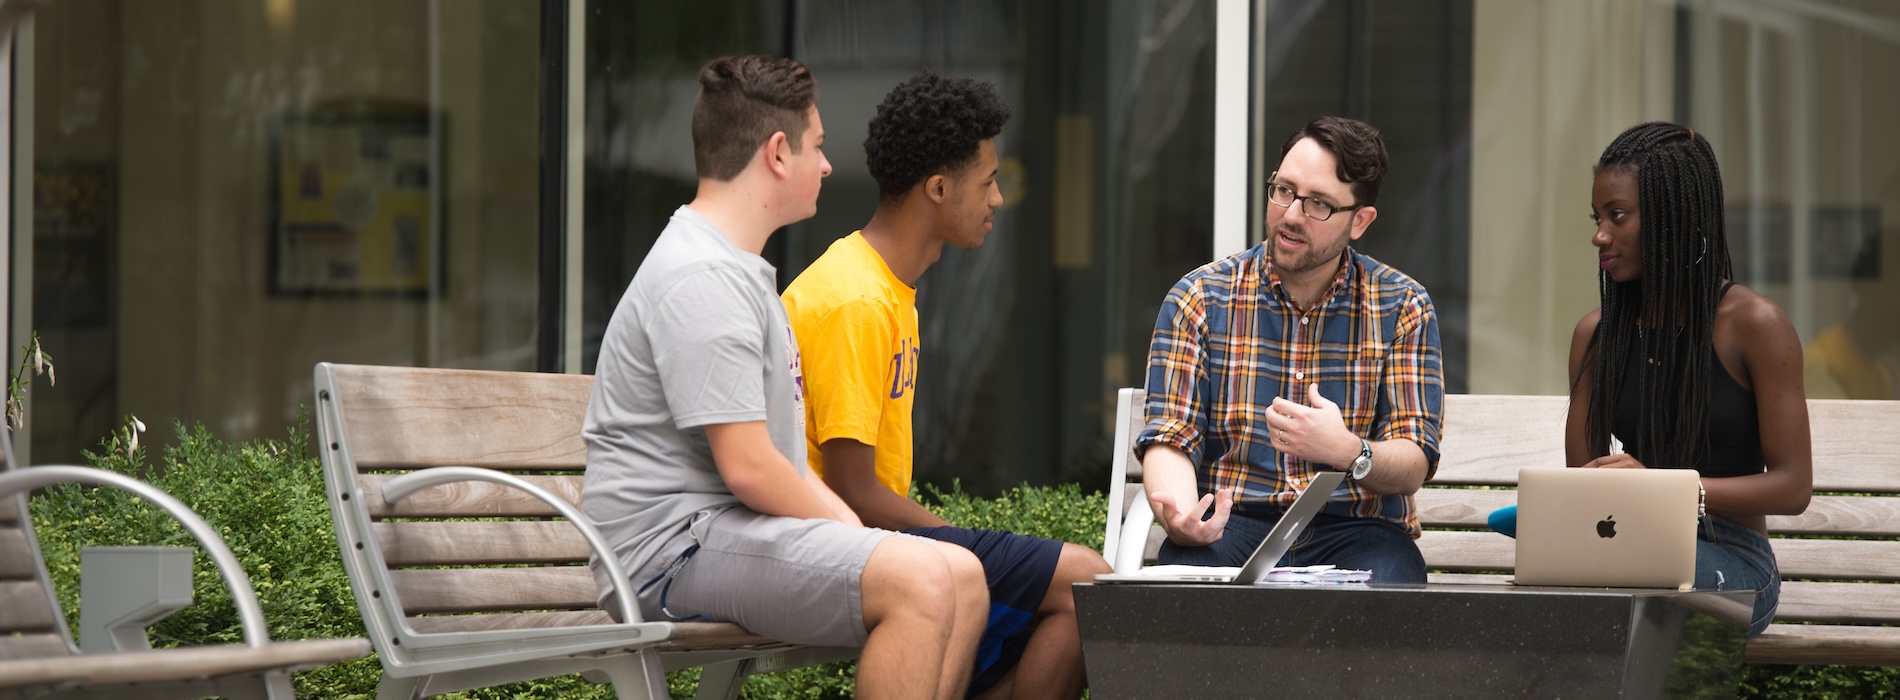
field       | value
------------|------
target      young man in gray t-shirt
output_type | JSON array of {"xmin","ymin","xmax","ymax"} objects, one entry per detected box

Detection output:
[{"xmin": 581, "ymin": 56, "xmax": 989, "ymax": 700}]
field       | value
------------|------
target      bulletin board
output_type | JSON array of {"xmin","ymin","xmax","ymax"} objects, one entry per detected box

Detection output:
[{"xmin": 269, "ymin": 111, "xmax": 443, "ymax": 296}]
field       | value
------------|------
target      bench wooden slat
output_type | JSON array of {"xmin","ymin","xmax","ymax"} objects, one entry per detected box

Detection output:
[
  {"xmin": 404, "ymin": 613, "xmax": 788, "ymax": 651},
  {"xmin": 1421, "ymin": 530, "xmax": 1900, "ymax": 582},
  {"xmin": 1418, "ymin": 490, "xmax": 1900, "ymax": 538},
  {"xmin": 1805, "ymin": 401, "xmax": 1900, "ymax": 493},
  {"xmin": 0, "ymin": 634, "xmax": 69, "ymax": 662},
  {"xmin": 0, "ymin": 638, "xmax": 368, "ymax": 691},
  {"xmin": 1433, "ymin": 398, "xmax": 1900, "ymax": 492},
  {"xmin": 358, "ymin": 473, "xmax": 582, "ymax": 519},
  {"xmin": 390, "ymin": 567, "xmax": 599, "ymax": 614},
  {"xmin": 1415, "ymin": 530, "xmax": 1514, "ymax": 572},
  {"xmin": 1423, "ymin": 578, "xmax": 1900, "ymax": 625},
  {"xmin": 406, "ymin": 610, "xmax": 616, "ymax": 634},
  {"xmin": 1766, "ymin": 495, "xmax": 1900, "ymax": 537},
  {"xmin": 376, "ymin": 521, "xmax": 590, "ymax": 567},
  {"xmin": 1777, "ymin": 582, "xmax": 1900, "ymax": 625},
  {"xmin": 663, "ymin": 622, "xmax": 794, "ymax": 651},
  {"xmin": 1747, "ymin": 625, "xmax": 1900, "ymax": 666},
  {"xmin": 0, "ymin": 496, "xmax": 18, "ymax": 525},
  {"xmin": 1416, "ymin": 489, "xmax": 1516, "ymax": 528},
  {"xmin": 1425, "ymin": 572, "xmax": 1511, "ymax": 585},
  {"xmin": 1771, "ymin": 540, "xmax": 1900, "ymax": 582},
  {"xmin": 0, "ymin": 529, "xmax": 35, "ymax": 579},
  {"xmin": 1432, "ymin": 395, "xmax": 1568, "ymax": 485},
  {"xmin": 0, "ymin": 580, "xmax": 59, "ymax": 634},
  {"xmin": 329, "ymin": 364, "xmax": 593, "ymax": 471}
]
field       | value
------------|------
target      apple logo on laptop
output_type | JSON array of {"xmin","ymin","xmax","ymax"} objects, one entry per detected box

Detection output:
[{"xmin": 1596, "ymin": 516, "xmax": 1617, "ymax": 538}]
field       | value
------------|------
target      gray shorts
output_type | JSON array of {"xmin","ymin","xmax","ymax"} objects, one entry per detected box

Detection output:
[{"xmin": 626, "ymin": 506, "xmax": 922, "ymax": 647}]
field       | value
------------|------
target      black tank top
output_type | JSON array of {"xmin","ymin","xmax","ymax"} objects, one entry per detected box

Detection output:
[{"xmin": 1611, "ymin": 283, "xmax": 1765, "ymax": 478}]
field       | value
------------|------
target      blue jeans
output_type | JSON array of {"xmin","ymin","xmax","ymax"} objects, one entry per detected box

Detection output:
[
  {"xmin": 1696, "ymin": 514, "xmax": 1780, "ymax": 638},
  {"xmin": 1156, "ymin": 510, "xmax": 1427, "ymax": 583},
  {"xmin": 1488, "ymin": 506, "xmax": 1780, "ymax": 637}
]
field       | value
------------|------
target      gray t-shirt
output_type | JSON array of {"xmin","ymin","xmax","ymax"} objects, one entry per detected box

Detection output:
[{"xmin": 583, "ymin": 205, "xmax": 808, "ymax": 580}]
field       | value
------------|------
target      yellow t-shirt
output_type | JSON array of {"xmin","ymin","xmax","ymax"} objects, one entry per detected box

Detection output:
[{"xmin": 782, "ymin": 231, "xmax": 919, "ymax": 496}]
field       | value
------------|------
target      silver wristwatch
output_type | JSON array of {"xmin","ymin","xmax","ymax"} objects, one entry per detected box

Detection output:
[{"xmin": 1348, "ymin": 438, "xmax": 1373, "ymax": 480}]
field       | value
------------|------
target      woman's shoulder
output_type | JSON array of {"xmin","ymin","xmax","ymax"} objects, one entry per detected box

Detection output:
[
  {"xmin": 1717, "ymin": 282, "xmax": 1795, "ymax": 337},
  {"xmin": 1715, "ymin": 283, "xmax": 1802, "ymax": 383},
  {"xmin": 1571, "ymin": 307, "xmax": 1603, "ymax": 343}
]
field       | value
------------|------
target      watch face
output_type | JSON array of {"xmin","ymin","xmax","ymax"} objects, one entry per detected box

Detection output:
[{"xmin": 1352, "ymin": 441, "xmax": 1372, "ymax": 479}]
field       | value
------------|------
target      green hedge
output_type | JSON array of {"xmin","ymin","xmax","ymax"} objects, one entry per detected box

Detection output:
[
  {"xmin": 29, "ymin": 416, "xmax": 380, "ymax": 697},
  {"xmin": 25, "ymin": 418, "xmax": 1895, "ymax": 698}
]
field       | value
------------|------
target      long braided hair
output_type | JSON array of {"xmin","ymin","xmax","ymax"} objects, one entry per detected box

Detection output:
[{"xmin": 1581, "ymin": 122, "xmax": 1735, "ymax": 466}]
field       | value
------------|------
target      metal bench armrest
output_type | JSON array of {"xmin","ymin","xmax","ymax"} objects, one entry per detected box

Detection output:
[{"xmin": 0, "ymin": 466, "xmax": 275, "ymax": 649}]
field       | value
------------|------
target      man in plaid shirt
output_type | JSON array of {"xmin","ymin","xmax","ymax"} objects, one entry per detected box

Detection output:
[{"xmin": 1135, "ymin": 115, "xmax": 1444, "ymax": 582}]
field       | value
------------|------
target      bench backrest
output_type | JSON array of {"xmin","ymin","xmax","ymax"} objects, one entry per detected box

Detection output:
[
  {"xmin": 0, "ymin": 490, "xmax": 76, "ymax": 662},
  {"xmin": 1420, "ymin": 395, "xmax": 1900, "ymax": 630},
  {"xmin": 1105, "ymin": 388, "xmax": 1900, "ymax": 628},
  {"xmin": 314, "ymin": 363, "xmax": 607, "ymax": 643}
]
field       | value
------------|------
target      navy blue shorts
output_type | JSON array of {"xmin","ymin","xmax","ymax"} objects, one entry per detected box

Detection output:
[{"xmin": 903, "ymin": 526, "xmax": 1063, "ymax": 697}]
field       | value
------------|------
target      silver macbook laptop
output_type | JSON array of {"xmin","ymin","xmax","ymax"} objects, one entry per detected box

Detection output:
[
  {"xmin": 1513, "ymin": 467, "xmax": 1698, "ymax": 589},
  {"xmin": 1094, "ymin": 471, "xmax": 1347, "ymax": 584}
]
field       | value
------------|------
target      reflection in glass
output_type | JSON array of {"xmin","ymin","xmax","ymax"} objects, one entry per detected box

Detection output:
[
  {"xmin": 28, "ymin": 1, "xmax": 541, "ymax": 463},
  {"xmin": 582, "ymin": 0, "xmax": 1217, "ymax": 494}
]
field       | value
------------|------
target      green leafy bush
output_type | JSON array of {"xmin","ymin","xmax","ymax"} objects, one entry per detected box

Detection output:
[
  {"xmin": 29, "ymin": 414, "xmax": 380, "ymax": 697},
  {"xmin": 921, "ymin": 480, "xmax": 1108, "ymax": 552},
  {"xmin": 1742, "ymin": 663, "xmax": 1900, "ymax": 699}
]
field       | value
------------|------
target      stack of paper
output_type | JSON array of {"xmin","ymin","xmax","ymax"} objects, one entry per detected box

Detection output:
[{"xmin": 1261, "ymin": 564, "xmax": 1371, "ymax": 584}]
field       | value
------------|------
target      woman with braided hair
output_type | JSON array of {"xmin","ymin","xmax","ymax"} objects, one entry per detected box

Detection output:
[{"xmin": 1566, "ymin": 121, "xmax": 1813, "ymax": 637}]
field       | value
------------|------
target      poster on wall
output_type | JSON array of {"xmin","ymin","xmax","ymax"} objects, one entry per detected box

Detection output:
[
  {"xmin": 269, "ymin": 110, "xmax": 442, "ymax": 296},
  {"xmin": 34, "ymin": 164, "xmax": 114, "ymax": 326}
]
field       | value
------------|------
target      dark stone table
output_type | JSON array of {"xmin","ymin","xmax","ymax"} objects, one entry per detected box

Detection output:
[{"xmin": 1075, "ymin": 582, "xmax": 1753, "ymax": 699}]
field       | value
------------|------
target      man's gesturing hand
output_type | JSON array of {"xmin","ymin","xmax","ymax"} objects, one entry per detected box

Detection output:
[
  {"xmin": 1148, "ymin": 487, "xmax": 1234, "ymax": 546},
  {"xmin": 1266, "ymin": 384, "xmax": 1357, "ymax": 467}
]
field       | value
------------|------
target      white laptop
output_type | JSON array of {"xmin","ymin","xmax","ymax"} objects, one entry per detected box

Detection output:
[
  {"xmin": 1513, "ymin": 467, "xmax": 1698, "ymax": 589},
  {"xmin": 1094, "ymin": 471, "xmax": 1347, "ymax": 584}
]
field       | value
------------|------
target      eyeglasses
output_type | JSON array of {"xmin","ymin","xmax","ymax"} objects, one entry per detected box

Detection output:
[{"xmin": 1265, "ymin": 175, "xmax": 1365, "ymax": 222}]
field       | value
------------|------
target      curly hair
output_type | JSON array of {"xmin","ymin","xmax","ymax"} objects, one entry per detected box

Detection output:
[
  {"xmin": 1279, "ymin": 116, "xmax": 1390, "ymax": 207},
  {"xmin": 1580, "ymin": 122, "xmax": 1733, "ymax": 467},
  {"xmin": 864, "ymin": 71, "xmax": 1011, "ymax": 201},
  {"xmin": 692, "ymin": 55, "xmax": 817, "ymax": 182}
]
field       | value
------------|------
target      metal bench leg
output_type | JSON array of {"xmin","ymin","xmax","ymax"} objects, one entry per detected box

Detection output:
[
  {"xmin": 375, "ymin": 675, "xmax": 428, "ymax": 700},
  {"xmin": 262, "ymin": 670, "xmax": 296, "ymax": 700},
  {"xmin": 694, "ymin": 658, "xmax": 752, "ymax": 700},
  {"xmin": 599, "ymin": 647, "xmax": 669, "ymax": 700},
  {"xmin": 201, "ymin": 670, "xmax": 297, "ymax": 700}
]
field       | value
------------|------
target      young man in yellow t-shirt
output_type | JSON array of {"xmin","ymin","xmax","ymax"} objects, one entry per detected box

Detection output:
[{"xmin": 782, "ymin": 72, "xmax": 1110, "ymax": 700}]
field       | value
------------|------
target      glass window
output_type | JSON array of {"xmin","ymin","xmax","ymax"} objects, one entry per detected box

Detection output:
[
  {"xmin": 582, "ymin": 0, "xmax": 1217, "ymax": 492},
  {"xmin": 1469, "ymin": 0, "xmax": 1899, "ymax": 401},
  {"xmin": 27, "ymin": 1, "xmax": 543, "ymax": 463},
  {"xmin": 581, "ymin": 0, "xmax": 787, "ymax": 371},
  {"xmin": 1254, "ymin": 0, "xmax": 1474, "ymax": 393},
  {"xmin": 1686, "ymin": 0, "xmax": 1900, "ymax": 400}
]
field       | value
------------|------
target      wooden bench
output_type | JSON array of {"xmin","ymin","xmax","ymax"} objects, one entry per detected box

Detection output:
[
  {"xmin": 314, "ymin": 363, "xmax": 856, "ymax": 700},
  {"xmin": 0, "ymin": 440, "xmax": 367, "ymax": 699},
  {"xmin": 1103, "ymin": 388, "xmax": 1900, "ymax": 667}
]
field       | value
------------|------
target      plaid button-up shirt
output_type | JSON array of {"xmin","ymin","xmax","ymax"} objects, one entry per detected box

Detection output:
[{"xmin": 1136, "ymin": 244, "xmax": 1444, "ymax": 535}]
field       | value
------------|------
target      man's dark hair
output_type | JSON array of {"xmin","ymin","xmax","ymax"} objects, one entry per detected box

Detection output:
[
  {"xmin": 864, "ymin": 71, "xmax": 1010, "ymax": 201},
  {"xmin": 1579, "ymin": 122, "xmax": 1733, "ymax": 468},
  {"xmin": 691, "ymin": 55, "xmax": 817, "ymax": 181},
  {"xmin": 1279, "ymin": 116, "xmax": 1390, "ymax": 207}
]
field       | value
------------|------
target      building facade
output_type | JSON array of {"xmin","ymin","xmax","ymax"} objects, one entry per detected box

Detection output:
[{"xmin": 8, "ymin": 0, "xmax": 1896, "ymax": 492}]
